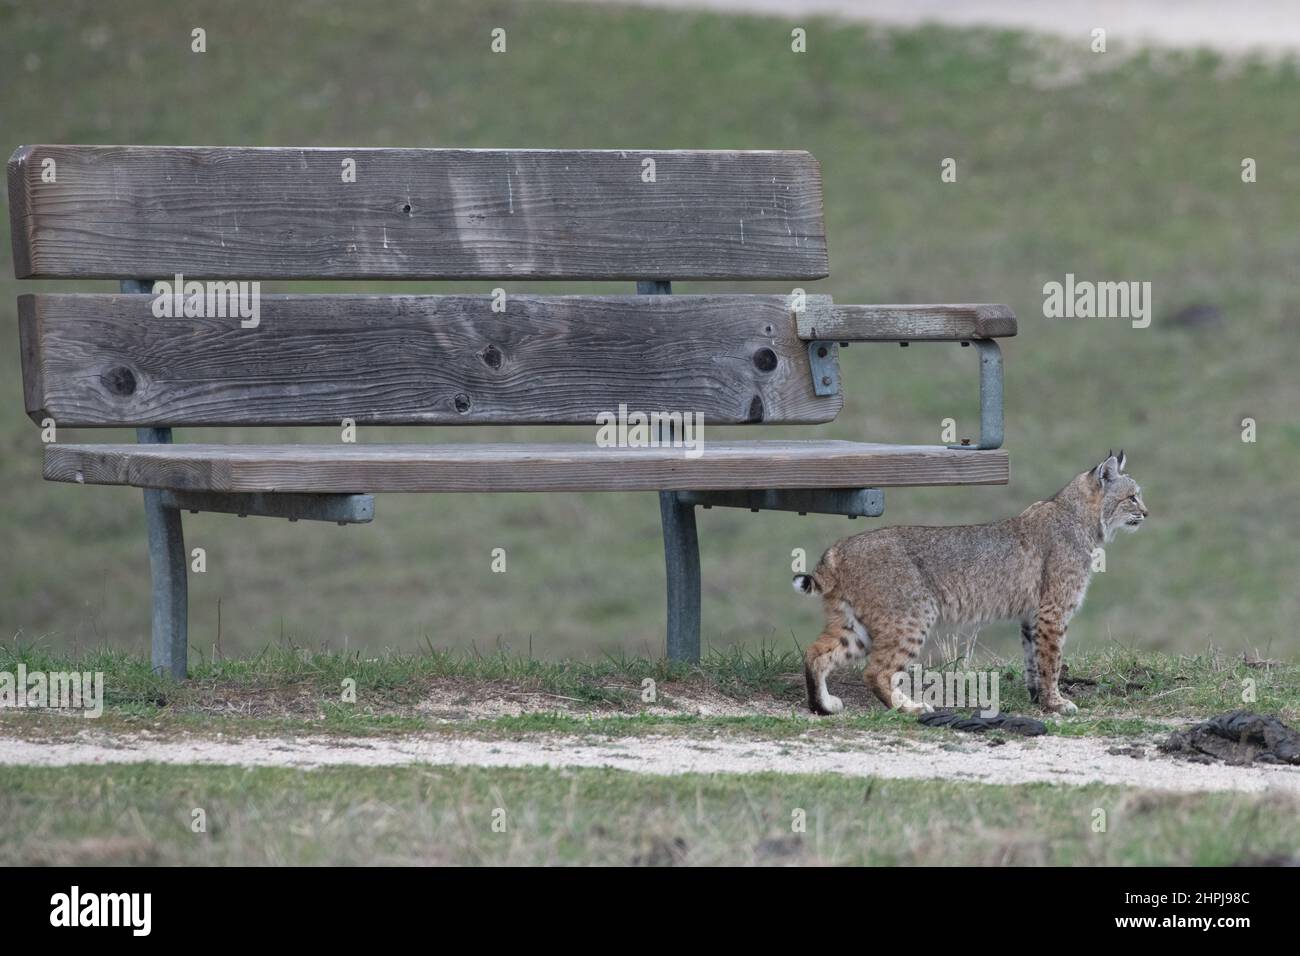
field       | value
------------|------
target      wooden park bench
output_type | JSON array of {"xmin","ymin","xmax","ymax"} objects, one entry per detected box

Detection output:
[{"xmin": 7, "ymin": 145, "xmax": 1015, "ymax": 678}]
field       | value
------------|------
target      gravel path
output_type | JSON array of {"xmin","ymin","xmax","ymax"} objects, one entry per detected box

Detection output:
[
  {"xmin": 5, "ymin": 730, "xmax": 1299, "ymax": 794},
  {"xmin": 572, "ymin": 0, "xmax": 1300, "ymax": 54}
]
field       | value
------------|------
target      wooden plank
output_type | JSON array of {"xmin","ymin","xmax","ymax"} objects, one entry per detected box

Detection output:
[
  {"xmin": 797, "ymin": 304, "xmax": 1017, "ymax": 341},
  {"xmin": 7, "ymin": 145, "xmax": 829, "ymax": 280},
  {"xmin": 7, "ymin": 149, "xmax": 33, "ymax": 278},
  {"xmin": 44, "ymin": 442, "xmax": 1009, "ymax": 493},
  {"xmin": 20, "ymin": 293, "xmax": 840, "ymax": 426},
  {"xmin": 16, "ymin": 295, "xmax": 44, "ymax": 421}
]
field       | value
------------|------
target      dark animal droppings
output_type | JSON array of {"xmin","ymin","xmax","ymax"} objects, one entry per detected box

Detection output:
[{"xmin": 1160, "ymin": 710, "xmax": 1300, "ymax": 765}]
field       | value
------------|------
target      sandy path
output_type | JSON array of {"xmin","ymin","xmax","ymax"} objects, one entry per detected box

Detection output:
[
  {"xmin": 4, "ymin": 730, "xmax": 1298, "ymax": 794},
  {"xmin": 570, "ymin": 0, "xmax": 1300, "ymax": 54}
]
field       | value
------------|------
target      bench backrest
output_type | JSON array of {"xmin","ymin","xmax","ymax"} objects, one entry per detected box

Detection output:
[{"xmin": 9, "ymin": 145, "xmax": 840, "ymax": 427}]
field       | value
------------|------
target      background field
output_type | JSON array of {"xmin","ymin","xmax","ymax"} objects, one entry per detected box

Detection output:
[{"xmin": 2, "ymin": 0, "xmax": 1297, "ymax": 663}]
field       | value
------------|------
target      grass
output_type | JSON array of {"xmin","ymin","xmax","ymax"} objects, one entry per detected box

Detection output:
[
  {"xmin": 0, "ymin": 0, "xmax": 1298, "ymax": 663},
  {"xmin": 5, "ymin": 641, "xmax": 1295, "ymax": 868},
  {"xmin": 2, "ymin": 641, "xmax": 1295, "ymax": 741},
  {"xmin": 3, "ymin": 761, "xmax": 1297, "ymax": 865}
]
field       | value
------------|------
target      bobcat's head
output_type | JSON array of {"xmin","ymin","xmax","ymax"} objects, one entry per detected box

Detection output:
[{"xmin": 1092, "ymin": 450, "xmax": 1148, "ymax": 541}]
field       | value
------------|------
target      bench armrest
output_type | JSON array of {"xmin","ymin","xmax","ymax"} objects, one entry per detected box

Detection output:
[
  {"xmin": 800, "ymin": 303, "xmax": 1012, "ymax": 451},
  {"xmin": 796, "ymin": 304, "xmax": 1016, "ymax": 342}
]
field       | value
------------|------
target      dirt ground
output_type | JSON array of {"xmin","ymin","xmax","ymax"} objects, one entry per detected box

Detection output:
[{"xmin": 4, "ymin": 727, "xmax": 1299, "ymax": 794}]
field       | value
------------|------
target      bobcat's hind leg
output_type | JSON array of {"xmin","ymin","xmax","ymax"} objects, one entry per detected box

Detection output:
[
  {"xmin": 863, "ymin": 615, "xmax": 934, "ymax": 715},
  {"xmin": 1020, "ymin": 621, "xmax": 1041, "ymax": 703},
  {"xmin": 804, "ymin": 608, "xmax": 869, "ymax": 715}
]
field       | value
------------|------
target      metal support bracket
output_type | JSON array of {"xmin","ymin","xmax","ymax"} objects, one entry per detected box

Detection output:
[
  {"xmin": 865, "ymin": 336, "xmax": 1003, "ymax": 450},
  {"xmin": 945, "ymin": 339, "xmax": 1003, "ymax": 450},
  {"xmin": 677, "ymin": 488, "xmax": 884, "ymax": 519},
  {"xmin": 808, "ymin": 340, "xmax": 840, "ymax": 396},
  {"xmin": 159, "ymin": 491, "xmax": 374, "ymax": 524}
]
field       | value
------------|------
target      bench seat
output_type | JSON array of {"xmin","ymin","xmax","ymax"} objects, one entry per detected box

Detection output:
[{"xmin": 45, "ymin": 441, "xmax": 1008, "ymax": 494}]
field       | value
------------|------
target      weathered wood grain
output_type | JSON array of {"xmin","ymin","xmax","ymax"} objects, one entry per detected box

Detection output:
[
  {"xmin": 20, "ymin": 293, "xmax": 839, "ymax": 426},
  {"xmin": 7, "ymin": 145, "xmax": 829, "ymax": 280},
  {"xmin": 44, "ymin": 442, "xmax": 1009, "ymax": 493},
  {"xmin": 797, "ymin": 304, "xmax": 1017, "ymax": 341},
  {"xmin": 16, "ymin": 295, "xmax": 44, "ymax": 420},
  {"xmin": 7, "ymin": 149, "xmax": 32, "ymax": 278}
]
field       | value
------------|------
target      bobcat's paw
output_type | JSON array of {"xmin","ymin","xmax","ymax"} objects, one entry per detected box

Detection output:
[
  {"xmin": 809, "ymin": 694, "xmax": 843, "ymax": 716},
  {"xmin": 1043, "ymin": 697, "xmax": 1078, "ymax": 716},
  {"xmin": 891, "ymin": 689, "xmax": 933, "ymax": 716}
]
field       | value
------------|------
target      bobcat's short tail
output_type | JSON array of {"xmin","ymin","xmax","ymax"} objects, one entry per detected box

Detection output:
[
  {"xmin": 793, "ymin": 549, "xmax": 839, "ymax": 597},
  {"xmin": 792, "ymin": 573, "xmax": 821, "ymax": 595}
]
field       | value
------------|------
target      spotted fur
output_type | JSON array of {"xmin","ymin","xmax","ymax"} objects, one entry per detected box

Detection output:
[{"xmin": 797, "ymin": 452, "xmax": 1147, "ymax": 716}]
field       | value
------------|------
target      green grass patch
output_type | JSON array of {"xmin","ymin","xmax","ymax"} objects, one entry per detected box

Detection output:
[
  {"xmin": 3, "ymin": 762, "xmax": 1297, "ymax": 865},
  {"xmin": 2, "ymin": 641, "xmax": 1294, "ymax": 742}
]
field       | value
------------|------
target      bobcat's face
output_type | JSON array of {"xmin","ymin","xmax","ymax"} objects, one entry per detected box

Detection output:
[{"xmin": 1095, "ymin": 450, "xmax": 1148, "ymax": 540}]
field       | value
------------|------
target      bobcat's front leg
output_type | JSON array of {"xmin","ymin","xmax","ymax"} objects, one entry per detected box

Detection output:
[
  {"xmin": 1020, "ymin": 621, "xmax": 1040, "ymax": 703},
  {"xmin": 1032, "ymin": 605, "xmax": 1077, "ymax": 715}
]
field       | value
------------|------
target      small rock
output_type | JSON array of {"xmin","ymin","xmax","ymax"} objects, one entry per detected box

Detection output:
[{"xmin": 1107, "ymin": 745, "xmax": 1146, "ymax": 759}]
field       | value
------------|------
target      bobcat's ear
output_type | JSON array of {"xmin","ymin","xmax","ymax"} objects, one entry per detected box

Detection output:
[
  {"xmin": 1094, "ymin": 453, "xmax": 1121, "ymax": 485},
  {"xmin": 1117, "ymin": 449, "xmax": 1127, "ymax": 473}
]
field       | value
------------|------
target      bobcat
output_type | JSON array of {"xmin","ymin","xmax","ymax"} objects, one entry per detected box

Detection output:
[{"xmin": 795, "ymin": 451, "xmax": 1147, "ymax": 716}]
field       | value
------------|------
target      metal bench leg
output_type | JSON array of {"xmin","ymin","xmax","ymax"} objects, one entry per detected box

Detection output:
[
  {"xmin": 137, "ymin": 427, "xmax": 189, "ymax": 678},
  {"xmin": 121, "ymin": 279, "xmax": 189, "ymax": 678},
  {"xmin": 660, "ymin": 491, "xmax": 701, "ymax": 663},
  {"xmin": 634, "ymin": 279, "xmax": 701, "ymax": 662}
]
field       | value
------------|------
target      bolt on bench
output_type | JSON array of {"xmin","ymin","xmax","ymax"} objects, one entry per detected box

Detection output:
[{"xmin": 8, "ymin": 145, "xmax": 1015, "ymax": 677}]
